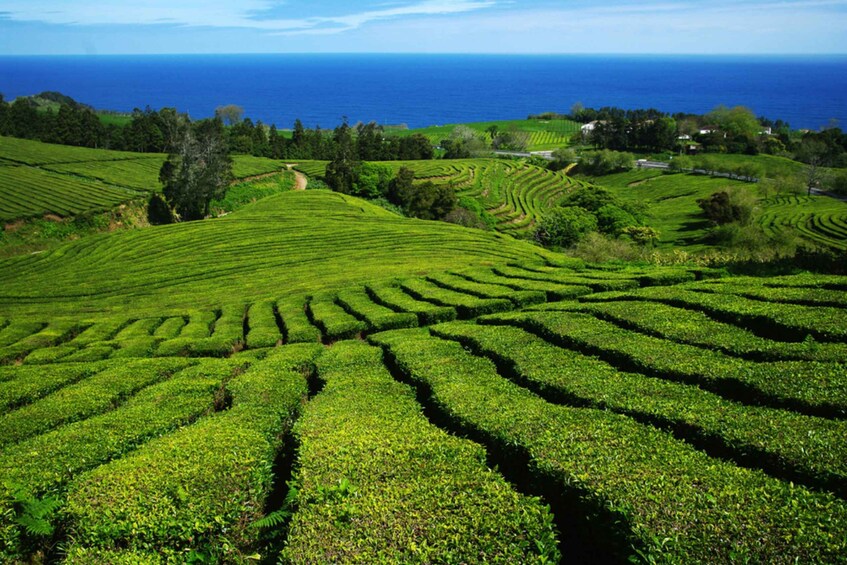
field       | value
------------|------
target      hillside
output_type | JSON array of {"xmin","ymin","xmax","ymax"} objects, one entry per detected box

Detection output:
[
  {"xmin": 1, "ymin": 129, "xmax": 847, "ymax": 564},
  {"xmin": 1, "ymin": 200, "xmax": 846, "ymax": 561},
  {"xmin": 384, "ymin": 118, "xmax": 581, "ymax": 151},
  {"xmin": 0, "ymin": 137, "xmax": 289, "ymax": 222}
]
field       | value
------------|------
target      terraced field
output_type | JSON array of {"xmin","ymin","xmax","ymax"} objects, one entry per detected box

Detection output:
[
  {"xmin": 759, "ymin": 195, "xmax": 847, "ymax": 251},
  {"xmin": 0, "ymin": 190, "xmax": 555, "ymax": 318},
  {"xmin": 592, "ymin": 170, "xmax": 847, "ymax": 250},
  {"xmin": 385, "ymin": 118, "xmax": 581, "ymax": 151},
  {"xmin": 0, "ymin": 137, "xmax": 289, "ymax": 221},
  {"xmin": 1, "ymin": 250, "xmax": 845, "ymax": 563},
  {"xmin": 297, "ymin": 158, "xmax": 586, "ymax": 237}
]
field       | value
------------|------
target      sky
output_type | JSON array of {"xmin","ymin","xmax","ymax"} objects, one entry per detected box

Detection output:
[{"xmin": 0, "ymin": 0, "xmax": 846, "ymax": 55}]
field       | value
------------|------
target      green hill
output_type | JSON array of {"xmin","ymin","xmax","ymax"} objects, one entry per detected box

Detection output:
[{"xmin": 0, "ymin": 136, "xmax": 290, "ymax": 221}]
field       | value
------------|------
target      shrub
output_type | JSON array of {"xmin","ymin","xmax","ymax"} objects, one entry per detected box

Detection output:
[{"xmin": 534, "ymin": 206, "xmax": 598, "ymax": 248}]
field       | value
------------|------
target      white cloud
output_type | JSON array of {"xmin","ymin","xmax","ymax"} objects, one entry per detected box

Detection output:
[{"xmin": 0, "ymin": 0, "xmax": 498, "ymax": 33}]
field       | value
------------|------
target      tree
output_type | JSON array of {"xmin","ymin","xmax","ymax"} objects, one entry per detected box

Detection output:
[
  {"xmin": 351, "ymin": 162, "xmax": 393, "ymax": 199},
  {"xmin": 535, "ymin": 206, "xmax": 598, "ymax": 248},
  {"xmin": 215, "ymin": 104, "xmax": 244, "ymax": 126},
  {"xmin": 548, "ymin": 147, "xmax": 577, "ymax": 171},
  {"xmin": 697, "ymin": 189, "xmax": 754, "ymax": 226},
  {"xmin": 160, "ymin": 118, "xmax": 233, "ymax": 221},
  {"xmin": 325, "ymin": 120, "xmax": 359, "ymax": 194},
  {"xmin": 796, "ymin": 139, "xmax": 827, "ymax": 196}
]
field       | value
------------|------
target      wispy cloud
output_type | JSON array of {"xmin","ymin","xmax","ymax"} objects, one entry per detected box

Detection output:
[{"xmin": 0, "ymin": 0, "xmax": 498, "ymax": 33}]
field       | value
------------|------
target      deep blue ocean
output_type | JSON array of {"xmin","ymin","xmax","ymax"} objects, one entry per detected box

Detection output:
[{"xmin": 0, "ymin": 54, "xmax": 845, "ymax": 131}]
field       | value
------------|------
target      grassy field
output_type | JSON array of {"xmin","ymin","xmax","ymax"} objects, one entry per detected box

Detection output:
[
  {"xmin": 0, "ymin": 235, "xmax": 845, "ymax": 562},
  {"xmin": 1, "ymin": 131, "xmax": 847, "ymax": 563},
  {"xmin": 297, "ymin": 158, "xmax": 589, "ymax": 237},
  {"xmin": 0, "ymin": 137, "xmax": 290, "ymax": 221},
  {"xmin": 385, "ymin": 118, "xmax": 580, "ymax": 151},
  {"xmin": 589, "ymin": 169, "xmax": 847, "ymax": 251}
]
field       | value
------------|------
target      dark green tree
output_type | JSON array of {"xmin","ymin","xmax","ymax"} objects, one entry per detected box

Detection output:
[
  {"xmin": 325, "ymin": 120, "xmax": 359, "ymax": 194},
  {"xmin": 535, "ymin": 206, "xmax": 598, "ymax": 248},
  {"xmin": 160, "ymin": 118, "xmax": 233, "ymax": 221}
]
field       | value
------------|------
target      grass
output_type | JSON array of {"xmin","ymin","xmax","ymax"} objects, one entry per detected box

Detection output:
[
  {"xmin": 0, "ymin": 136, "xmax": 290, "ymax": 222},
  {"xmin": 385, "ymin": 118, "xmax": 581, "ymax": 151},
  {"xmin": 0, "ymin": 127, "xmax": 846, "ymax": 563},
  {"xmin": 588, "ymin": 169, "xmax": 847, "ymax": 251}
]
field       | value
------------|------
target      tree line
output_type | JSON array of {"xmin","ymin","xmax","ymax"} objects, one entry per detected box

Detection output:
[{"xmin": 0, "ymin": 94, "xmax": 433, "ymax": 163}]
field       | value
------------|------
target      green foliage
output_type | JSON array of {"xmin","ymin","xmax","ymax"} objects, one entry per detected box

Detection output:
[
  {"xmin": 433, "ymin": 320, "xmax": 847, "ymax": 493},
  {"xmin": 535, "ymin": 206, "xmax": 598, "ymax": 248},
  {"xmin": 697, "ymin": 189, "xmax": 755, "ymax": 226},
  {"xmin": 160, "ymin": 119, "xmax": 233, "ymax": 221},
  {"xmin": 371, "ymin": 329, "xmax": 847, "ymax": 564},
  {"xmin": 351, "ymin": 162, "xmax": 393, "ymax": 199},
  {"xmin": 281, "ymin": 342, "xmax": 560, "ymax": 564},
  {"xmin": 578, "ymin": 149, "xmax": 635, "ymax": 175},
  {"xmin": 65, "ymin": 345, "xmax": 319, "ymax": 560}
]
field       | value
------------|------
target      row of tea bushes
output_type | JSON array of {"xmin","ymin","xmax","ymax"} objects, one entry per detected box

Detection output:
[
  {"xmin": 282, "ymin": 341, "xmax": 559, "ymax": 563},
  {"xmin": 370, "ymin": 329, "xmax": 847, "ymax": 564},
  {"xmin": 486, "ymin": 310, "xmax": 847, "ymax": 418},
  {"xmin": 432, "ymin": 321, "xmax": 847, "ymax": 495}
]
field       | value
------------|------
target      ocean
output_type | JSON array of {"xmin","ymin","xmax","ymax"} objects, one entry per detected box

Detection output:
[{"xmin": 0, "ymin": 54, "xmax": 845, "ymax": 131}]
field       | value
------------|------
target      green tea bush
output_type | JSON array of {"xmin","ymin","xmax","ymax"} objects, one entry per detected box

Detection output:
[
  {"xmin": 336, "ymin": 288, "xmax": 418, "ymax": 332},
  {"xmin": 400, "ymin": 278, "xmax": 513, "ymax": 318},
  {"xmin": 484, "ymin": 310, "xmax": 847, "ymax": 417},
  {"xmin": 65, "ymin": 345, "xmax": 320, "ymax": 561},
  {"xmin": 282, "ymin": 341, "xmax": 559, "ymax": 564},
  {"xmin": 366, "ymin": 283, "xmax": 457, "ymax": 325},
  {"xmin": 308, "ymin": 294, "xmax": 368, "ymax": 341},
  {"xmin": 370, "ymin": 329, "xmax": 847, "ymax": 564},
  {"xmin": 432, "ymin": 321, "xmax": 847, "ymax": 494},
  {"xmin": 0, "ymin": 358, "xmax": 193, "ymax": 447}
]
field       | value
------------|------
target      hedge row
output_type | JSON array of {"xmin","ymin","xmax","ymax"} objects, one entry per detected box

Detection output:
[
  {"xmin": 432, "ymin": 322, "xmax": 847, "ymax": 494},
  {"xmin": 153, "ymin": 317, "xmax": 187, "ymax": 340},
  {"xmin": 0, "ymin": 321, "xmax": 44, "ymax": 348},
  {"xmin": 483, "ymin": 311, "xmax": 847, "ymax": 418},
  {"xmin": 111, "ymin": 337, "xmax": 159, "ymax": 359},
  {"xmin": 426, "ymin": 272, "xmax": 546, "ymax": 307},
  {"xmin": 277, "ymin": 297, "xmax": 322, "ymax": 344},
  {"xmin": 156, "ymin": 305, "xmax": 245, "ymax": 357},
  {"xmin": 365, "ymin": 283, "xmax": 457, "ymax": 326},
  {"xmin": 689, "ymin": 280, "xmax": 847, "ymax": 308},
  {"xmin": 62, "ymin": 344, "xmax": 115, "ymax": 363},
  {"xmin": 308, "ymin": 294, "xmax": 368, "ymax": 341},
  {"xmin": 400, "ymin": 278, "xmax": 513, "ymax": 319},
  {"xmin": 336, "ymin": 288, "xmax": 419, "ymax": 332},
  {"xmin": 0, "ymin": 361, "xmax": 108, "ymax": 412},
  {"xmin": 493, "ymin": 265, "xmax": 640, "ymax": 292},
  {"xmin": 551, "ymin": 300, "xmax": 847, "ymax": 363},
  {"xmin": 370, "ymin": 329, "xmax": 847, "ymax": 563},
  {"xmin": 65, "ymin": 344, "xmax": 321, "ymax": 561},
  {"xmin": 246, "ymin": 300, "xmax": 283, "ymax": 349},
  {"xmin": 0, "ymin": 360, "xmax": 239, "ymax": 562},
  {"xmin": 22, "ymin": 344, "xmax": 78, "ymax": 364},
  {"xmin": 282, "ymin": 341, "xmax": 559, "ymax": 564},
  {"xmin": 0, "ymin": 358, "xmax": 194, "ymax": 447},
  {"xmin": 454, "ymin": 268, "xmax": 593, "ymax": 301},
  {"xmin": 113, "ymin": 318, "xmax": 163, "ymax": 342},
  {"xmin": 583, "ymin": 286, "xmax": 847, "ymax": 342},
  {"xmin": 69, "ymin": 319, "xmax": 128, "ymax": 346},
  {"xmin": 0, "ymin": 320, "xmax": 84, "ymax": 364}
]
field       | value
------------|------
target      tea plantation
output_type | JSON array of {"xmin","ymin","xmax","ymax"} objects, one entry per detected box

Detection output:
[
  {"xmin": 0, "ymin": 137, "xmax": 290, "ymax": 221},
  {"xmin": 1, "ymin": 137, "xmax": 847, "ymax": 563}
]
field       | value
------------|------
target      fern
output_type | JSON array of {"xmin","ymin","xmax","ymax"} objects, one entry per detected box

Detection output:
[
  {"xmin": 4, "ymin": 483, "xmax": 61, "ymax": 538},
  {"xmin": 253, "ymin": 509, "xmax": 291, "ymax": 530}
]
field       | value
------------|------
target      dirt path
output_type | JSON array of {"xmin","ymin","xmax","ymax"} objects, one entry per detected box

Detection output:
[{"xmin": 286, "ymin": 164, "xmax": 308, "ymax": 191}]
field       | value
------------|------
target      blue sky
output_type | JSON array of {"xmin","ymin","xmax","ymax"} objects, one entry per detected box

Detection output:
[{"xmin": 1, "ymin": 0, "xmax": 845, "ymax": 55}]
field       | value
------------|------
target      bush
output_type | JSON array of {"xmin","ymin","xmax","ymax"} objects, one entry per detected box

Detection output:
[
  {"xmin": 595, "ymin": 204, "xmax": 639, "ymax": 236},
  {"xmin": 578, "ymin": 150, "xmax": 635, "ymax": 175},
  {"xmin": 697, "ymin": 187, "xmax": 756, "ymax": 226},
  {"xmin": 534, "ymin": 206, "xmax": 598, "ymax": 248}
]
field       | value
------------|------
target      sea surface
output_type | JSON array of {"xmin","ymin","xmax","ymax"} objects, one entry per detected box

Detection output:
[{"xmin": 0, "ymin": 54, "xmax": 845, "ymax": 131}]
